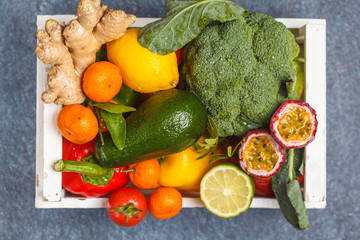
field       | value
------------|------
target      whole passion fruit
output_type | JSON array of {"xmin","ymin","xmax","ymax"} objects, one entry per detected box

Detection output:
[
  {"xmin": 239, "ymin": 130, "xmax": 286, "ymax": 178},
  {"xmin": 270, "ymin": 100, "xmax": 318, "ymax": 149}
]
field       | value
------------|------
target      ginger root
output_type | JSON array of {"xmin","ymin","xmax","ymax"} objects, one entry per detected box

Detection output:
[{"xmin": 36, "ymin": 0, "xmax": 136, "ymax": 105}]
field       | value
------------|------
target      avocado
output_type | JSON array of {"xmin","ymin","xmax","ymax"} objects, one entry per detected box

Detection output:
[{"xmin": 95, "ymin": 89, "xmax": 207, "ymax": 167}]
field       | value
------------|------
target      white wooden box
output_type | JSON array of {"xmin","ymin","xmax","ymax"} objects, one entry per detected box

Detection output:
[{"xmin": 36, "ymin": 16, "xmax": 326, "ymax": 208}]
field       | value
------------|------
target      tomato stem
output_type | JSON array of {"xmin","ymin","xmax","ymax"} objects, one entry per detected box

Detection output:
[{"xmin": 108, "ymin": 203, "xmax": 144, "ymax": 225}]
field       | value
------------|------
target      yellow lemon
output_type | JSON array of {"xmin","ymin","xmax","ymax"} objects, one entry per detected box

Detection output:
[{"xmin": 107, "ymin": 28, "xmax": 179, "ymax": 93}]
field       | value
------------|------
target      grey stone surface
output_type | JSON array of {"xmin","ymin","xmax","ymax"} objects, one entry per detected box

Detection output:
[{"xmin": 0, "ymin": 0, "xmax": 359, "ymax": 239}]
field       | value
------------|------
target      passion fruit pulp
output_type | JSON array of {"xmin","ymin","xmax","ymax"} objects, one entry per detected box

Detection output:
[
  {"xmin": 239, "ymin": 130, "xmax": 286, "ymax": 178},
  {"xmin": 270, "ymin": 100, "xmax": 318, "ymax": 149}
]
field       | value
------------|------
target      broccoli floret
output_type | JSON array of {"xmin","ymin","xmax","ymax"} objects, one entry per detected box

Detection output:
[
  {"xmin": 248, "ymin": 13, "xmax": 300, "ymax": 81},
  {"xmin": 181, "ymin": 13, "xmax": 300, "ymax": 137}
]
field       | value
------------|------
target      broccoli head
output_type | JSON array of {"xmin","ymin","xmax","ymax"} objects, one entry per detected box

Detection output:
[{"xmin": 181, "ymin": 12, "xmax": 300, "ymax": 137}]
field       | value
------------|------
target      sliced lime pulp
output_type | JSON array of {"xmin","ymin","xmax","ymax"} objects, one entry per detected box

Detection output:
[{"xmin": 200, "ymin": 163, "xmax": 254, "ymax": 218}]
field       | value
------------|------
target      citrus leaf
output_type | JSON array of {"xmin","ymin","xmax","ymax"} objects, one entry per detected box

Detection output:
[
  {"xmin": 138, "ymin": 0, "xmax": 248, "ymax": 55},
  {"xmin": 111, "ymin": 85, "xmax": 141, "ymax": 107},
  {"xmin": 101, "ymin": 110, "xmax": 126, "ymax": 150},
  {"xmin": 93, "ymin": 102, "xmax": 136, "ymax": 114}
]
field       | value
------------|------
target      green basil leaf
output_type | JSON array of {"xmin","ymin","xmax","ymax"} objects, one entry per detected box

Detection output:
[
  {"xmin": 101, "ymin": 110, "xmax": 126, "ymax": 150},
  {"xmin": 93, "ymin": 102, "xmax": 136, "ymax": 114},
  {"xmin": 272, "ymin": 149, "xmax": 310, "ymax": 230},
  {"xmin": 138, "ymin": 0, "xmax": 248, "ymax": 55}
]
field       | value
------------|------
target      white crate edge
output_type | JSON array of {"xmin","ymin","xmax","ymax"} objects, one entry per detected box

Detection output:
[{"xmin": 35, "ymin": 16, "xmax": 326, "ymax": 209}]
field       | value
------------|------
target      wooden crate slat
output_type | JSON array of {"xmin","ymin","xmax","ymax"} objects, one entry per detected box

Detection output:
[{"xmin": 303, "ymin": 23, "xmax": 327, "ymax": 205}]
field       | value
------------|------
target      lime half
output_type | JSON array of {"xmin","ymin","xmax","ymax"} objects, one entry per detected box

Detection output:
[{"xmin": 200, "ymin": 163, "xmax": 254, "ymax": 218}]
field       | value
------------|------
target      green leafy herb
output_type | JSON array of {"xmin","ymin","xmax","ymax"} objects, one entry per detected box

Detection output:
[
  {"xmin": 138, "ymin": 0, "xmax": 248, "ymax": 55},
  {"xmin": 192, "ymin": 117, "xmax": 228, "ymax": 163},
  {"xmin": 101, "ymin": 110, "xmax": 127, "ymax": 150},
  {"xmin": 92, "ymin": 102, "xmax": 136, "ymax": 114},
  {"xmin": 208, "ymin": 154, "xmax": 228, "ymax": 164},
  {"xmin": 227, "ymin": 140, "xmax": 242, "ymax": 157},
  {"xmin": 272, "ymin": 148, "xmax": 310, "ymax": 230}
]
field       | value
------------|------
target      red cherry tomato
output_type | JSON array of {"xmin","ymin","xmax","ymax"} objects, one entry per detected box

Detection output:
[
  {"xmin": 175, "ymin": 48, "xmax": 183, "ymax": 66},
  {"xmin": 107, "ymin": 187, "xmax": 147, "ymax": 227}
]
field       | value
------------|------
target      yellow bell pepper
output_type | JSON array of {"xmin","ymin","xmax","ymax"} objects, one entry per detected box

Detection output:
[{"xmin": 158, "ymin": 146, "xmax": 219, "ymax": 191}]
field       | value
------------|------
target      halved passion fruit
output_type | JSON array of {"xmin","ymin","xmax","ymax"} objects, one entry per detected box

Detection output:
[
  {"xmin": 239, "ymin": 130, "xmax": 286, "ymax": 178},
  {"xmin": 270, "ymin": 100, "xmax": 318, "ymax": 149}
]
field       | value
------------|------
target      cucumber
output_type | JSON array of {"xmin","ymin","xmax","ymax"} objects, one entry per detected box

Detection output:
[{"xmin": 95, "ymin": 89, "xmax": 207, "ymax": 167}]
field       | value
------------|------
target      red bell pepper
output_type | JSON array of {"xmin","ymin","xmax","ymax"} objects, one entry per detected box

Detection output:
[{"xmin": 54, "ymin": 137, "xmax": 129, "ymax": 198}]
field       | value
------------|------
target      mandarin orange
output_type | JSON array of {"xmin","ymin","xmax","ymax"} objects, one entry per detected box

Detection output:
[
  {"xmin": 128, "ymin": 159, "xmax": 160, "ymax": 189},
  {"xmin": 82, "ymin": 61, "xmax": 122, "ymax": 102},
  {"xmin": 57, "ymin": 104, "xmax": 98, "ymax": 144},
  {"xmin": 147, "ymin": 187, "xmax": 182, "ymax": 219}
]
